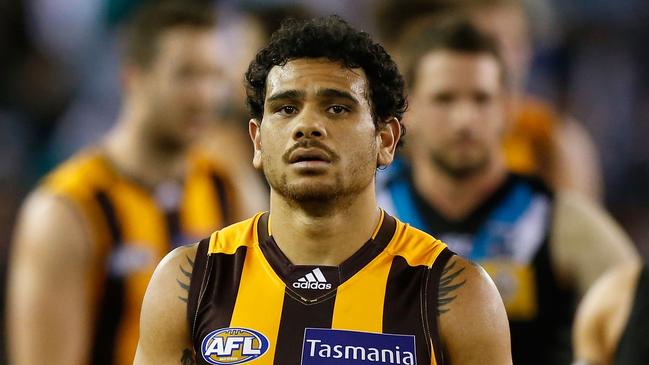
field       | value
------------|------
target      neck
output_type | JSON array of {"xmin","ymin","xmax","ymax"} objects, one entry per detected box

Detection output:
[
  {"xmin": 411, "ymin": 152, "xmax": 508, "ymax": 221},
  {"xmin": 269, "ymin": 184, "xmax": 382, "ymax": 266},
  {"xmin": 102, "ymin": 107, "xmax": 187, "ymax": 187}
]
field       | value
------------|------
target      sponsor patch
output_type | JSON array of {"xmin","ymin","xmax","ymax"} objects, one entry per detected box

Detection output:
[
  {"xmin": 301, "ymin": 328, "xmax": 416, "ymax": 365},
  {"xmin": 201, "ymin": 327, "xmax": 269, "ymax": 365}
]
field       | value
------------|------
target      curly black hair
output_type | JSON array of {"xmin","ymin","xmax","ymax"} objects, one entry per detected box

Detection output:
[{"xmin": 244, "ymin": 15, "xmax": 407, "ymax": 133}]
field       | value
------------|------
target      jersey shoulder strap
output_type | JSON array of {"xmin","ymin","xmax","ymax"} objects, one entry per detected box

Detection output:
[
  {"xmin": 207, "ymin": 213, "xmax": 263, "ymax": 255},
  {"xmin": 186, "ymin": 213, "xmax": 264, "ymax": 340},
  {"xmin": 386, "ymin": 218, "xmax": 448, "ymax": 267},
  {"xmin": 187, "ymin": 238, "xmax": 211, "ymax": 340},
  {"xmin": 426, "ymin": 247, "xmax": 455, "ymax": 365},
  {"xmin": 43, "ymin": 149, "xmax": 114, "ymax": 198}
]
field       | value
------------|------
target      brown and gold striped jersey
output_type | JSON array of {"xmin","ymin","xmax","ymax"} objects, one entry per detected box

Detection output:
[
  {"xmin": 42, "ymin": 148, "xmax": 239, "ymax": 365},
  {"xmin": 187, "ymin": 210, "xmax": 452, "ymax": 365}
]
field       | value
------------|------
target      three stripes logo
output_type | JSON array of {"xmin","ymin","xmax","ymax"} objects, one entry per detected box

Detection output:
[{"xmin": 292, "ymin": 268, "xmax": 332, "ymax": 290}]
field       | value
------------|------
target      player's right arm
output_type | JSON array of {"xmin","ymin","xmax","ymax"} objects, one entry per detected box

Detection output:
[
  {"xmin": 573, "ymin": 260, "xmax": 642, "ymax": 365},
  {"xmin": 7, "ymin": 191, "xmax": 93, "ymax": 365},
  {"xmin": 134, "ymin": 243, "xmax": 198, "ymax": 365}
]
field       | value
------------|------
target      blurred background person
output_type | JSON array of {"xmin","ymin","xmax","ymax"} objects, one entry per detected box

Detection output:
[
  {"xmin": 377, "ymin": 18, "xmax": 637, "ymax": 365},
  {"xmin": 376, "ymin": 0, "xmax": 603, "ymax": 201},
  {"xmin": 573, "ymin": 258, "xmax": 649, "ymax": 365},
  {"xmin": 5, "ymin": 1, "xmax": 260, "ymax": 364},
  {"xmin": 197, "ymin": 3, "xmax": 313, "ymax": 217}
]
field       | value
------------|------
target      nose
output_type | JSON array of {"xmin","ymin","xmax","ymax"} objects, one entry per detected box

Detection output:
[
  {"xmin": 292, "ymin": 108, "xmax": 327, "ymax": 140},
  {"xmin": 450, "ymin": 100, "xmax": 480, "ymax": 130}
]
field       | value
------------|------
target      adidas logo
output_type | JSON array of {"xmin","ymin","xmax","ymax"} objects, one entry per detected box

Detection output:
[{"xmin": 292, "ymin": 268, "xmax": 332, "ymax": 290}]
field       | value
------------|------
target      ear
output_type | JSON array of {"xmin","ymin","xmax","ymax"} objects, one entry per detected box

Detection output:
[
  {"xmin": 249, "ymin": 119, "xmax": 263, "ymax": 170},
  {"xmin": 377, "ymin": 117, "xmax": 402, "ymax": 168}
]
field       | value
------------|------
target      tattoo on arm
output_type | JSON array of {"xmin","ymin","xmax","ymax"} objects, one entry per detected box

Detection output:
[
  {"xmin": 181, "ymin": 348, "xmax": 196, "ymax": 365},
  {"xmin": 177, "ymin": 255, "xmax": 194, "ymax": 303},
  {"xmin": 437, "ymin": 259, "xmax": 466, "ymax": 315}
]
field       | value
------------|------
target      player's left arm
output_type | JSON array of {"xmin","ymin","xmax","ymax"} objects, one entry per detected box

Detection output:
[
  {"xmin": 437, "ymin": 255, "xmax": 512, "ymax": 364},
  {"xmin": 552, "ymin": 190, "xmax": 638, "ymax": 297}
]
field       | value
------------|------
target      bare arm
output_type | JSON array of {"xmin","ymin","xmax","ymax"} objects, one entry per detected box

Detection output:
[
  {"xmin": 134, "ymin": 244, "xmax": 198, "ymax": 365},
  {"xmin": 7, "ymin": 192, "xmax": 93, "ymax": 365},
  {"xmin": 552, "ymin": 191, "xmax": 638, "ymax": 297},
  {"xmin": 573, "ymin": 261, "xmax": 641, "ymax": 365},
  {"xmin": 438, "ymin": 256, "xmax": 512, "ymax": 364}
]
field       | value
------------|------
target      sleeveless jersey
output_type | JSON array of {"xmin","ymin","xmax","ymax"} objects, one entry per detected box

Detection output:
[
  {"xmin": 614, "ymin": 262, "xmax": 649, "ymax": 365},
  {"xmin": 378, "ymin": 167, "xmax": 575, "ymax": 365},
  {"xmin": 42, "ymin": 148, "xmax": 239, "ymax": 365},
  {"xmin": 188, "ymin": 211, "xmax": 452, "ymax": 365}
]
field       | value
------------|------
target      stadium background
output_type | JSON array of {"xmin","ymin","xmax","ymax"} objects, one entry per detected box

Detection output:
[{"xmin": 1, "ymin": 0, "xmax": 649, "ymax": 361}]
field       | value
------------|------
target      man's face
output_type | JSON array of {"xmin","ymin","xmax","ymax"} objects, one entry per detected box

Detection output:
[
  {"xmin": 249, "ymin": 58, "xmax": 394, "ymax": 204},
  {"xmin": 135, "ymin": 26, "xmax": 223, "ymax": 152},
  {"xmin": 408, "ymin": 50, "xmax": 506, "ymax": 179}
]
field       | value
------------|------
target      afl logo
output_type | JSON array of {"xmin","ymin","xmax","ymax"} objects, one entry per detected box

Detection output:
[{"xmin": 201, "ymin": 327, "xmax": 270, "ymax": 365}]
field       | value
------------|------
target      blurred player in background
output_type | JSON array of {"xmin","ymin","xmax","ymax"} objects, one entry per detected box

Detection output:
[
  {"xmin": 376, "ymin": 0, "xmax": 603, "ymax": 201},
  {"xmin": 6, "ymin": 1, "xmax": 259, "ymax": 364},
  {"xmin": 199, "ymin": 4, "xmax": 313, "ymax": 214},
  {"xmin": 135, "ymin": 15, "xmax": 512, "ymax": 365},
  {"xmin": 574, "ymin": 258, "xmax": 649, "ymax": 365},
  {"xmin": 378, "ymin": 18, "xmax": 637, "ymax": 365}
]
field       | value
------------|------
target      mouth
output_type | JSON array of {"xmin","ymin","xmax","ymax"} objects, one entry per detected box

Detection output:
[{"xmin": 288, "ymin": 148, "xmax": 332, "ymax": 165}]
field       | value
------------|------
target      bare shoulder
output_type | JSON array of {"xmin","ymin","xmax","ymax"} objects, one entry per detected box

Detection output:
[
  {"xmin": 553, "ymin": 190, "xmax": 605, "ymax": 227},
  {"xmin": 11, "ymin": 189, "xmax": 90, "ymax": 269},
  {"xmin": 135, "ymin": 243, "xmax": 199, "ymax": 364},
  {"xmin": 7, "ymin": 190, "xmax": 93, "ymax": 365},
  {"xmin": 553, "ymin": 190, "xmax": 631, "ymax": 245},
  {"xmin": 552, "ymin": 190, "xmax": 637, "ymax": 295},
  {"xmin": 143, "ymin": 243, "xmax": 200, "ymax": 311},
  {"xmin": 437, "ymin": 256, "xmax": 507, "ymax": 326},
  {"xmin": 437, "ymin": 255, "xmax": 512, "ymax": 364},
  {"xmin": 574, "ymin": 260, "xmax": 643, "ymax": 363}
]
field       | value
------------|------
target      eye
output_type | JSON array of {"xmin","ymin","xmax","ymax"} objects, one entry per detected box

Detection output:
[
  {"xmin": 326, "ymin": 105, "xmax": 349, "ymax": 114},
  {"xmin": 474, "ymin": 92, "xmax": 492, "ymax": 105},
  {"xmin": 433, "ymin": 92, "xmax": 455, "ymax": 105},
  {"xmin": 278, "ymin": 105, "xmax": 298, "ymax": 115}
]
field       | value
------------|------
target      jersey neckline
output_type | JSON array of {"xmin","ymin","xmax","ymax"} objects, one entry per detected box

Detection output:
[{"xmin": 255, "ymin": 211, "xmax": 397, "ymax": 303}]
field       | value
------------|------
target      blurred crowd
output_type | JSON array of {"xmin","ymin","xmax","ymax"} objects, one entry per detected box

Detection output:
[
  {"xmin": 2, "ymin": 0, "xmax": 649, "ymax": 364},
  {"xmin": 3, "ymin": 0, "xmax": 649, "ymax": 254}
]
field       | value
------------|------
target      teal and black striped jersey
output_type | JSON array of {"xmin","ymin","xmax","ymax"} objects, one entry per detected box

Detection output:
[{"xmin": 379, "ymin": 168, "xmax": 576, "ymax": 365}]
